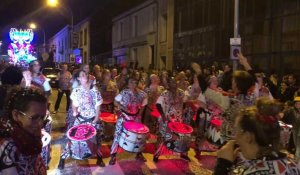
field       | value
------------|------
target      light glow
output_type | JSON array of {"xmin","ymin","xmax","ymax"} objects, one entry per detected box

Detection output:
[
  {"xmin": 47, "ymin": 0, "xmax": 58, "ymax": 7},
  {"xmin": 7, "ymin": 28, "xmax": 37, "ymax": 67}
]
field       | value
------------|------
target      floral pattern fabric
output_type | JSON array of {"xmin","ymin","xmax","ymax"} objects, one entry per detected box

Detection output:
[
  {"xmin": 0, "ymin": 138, "xmax": 46, "ymax": 175},
  {"xmin": 70, "ymin": 86, "xmax": 103, "ymax": 119},
  {"xmin": 156, "ymin": 89, "xmax": 187, "ymax": 123}
]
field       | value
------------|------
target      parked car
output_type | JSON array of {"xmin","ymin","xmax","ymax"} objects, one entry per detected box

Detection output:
[{"xmin": 42, "ymin": 67, "xmax": 60, "ymax": 88}]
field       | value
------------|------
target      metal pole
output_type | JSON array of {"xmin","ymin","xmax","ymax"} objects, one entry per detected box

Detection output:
[
  {"xmin": 70, "ymin": 9, "xmax": 74, "ymax": 63},
  {"xmin": 43, "ymin": 29, "xmax": 46, "ymax": 53},
  {"xmin": 233, "ymin": 0, "xmax": 239, "ymax": 71}
]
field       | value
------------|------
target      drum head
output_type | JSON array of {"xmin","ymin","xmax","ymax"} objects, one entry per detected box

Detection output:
[
  {"xmin": 123, "ymin": 121, "xmax": 149, "ymax": 134},
  {"xmin": 67, "ymin": 124, "xmax": 96, "ymax": 141},
  {"xmin": 210, "ymin": 119, "xmax": 222, "ymax": 127},
  {"xmin": 41, "ymin": 130, "xmax": 51, "ymax": 147},
  {"xmin": 99, "ymin": 112, "xmax": 117, "ymax": 123},
  {"xmin": 168, "ymin": 122, "xmax": 193, "ymax": 134}
]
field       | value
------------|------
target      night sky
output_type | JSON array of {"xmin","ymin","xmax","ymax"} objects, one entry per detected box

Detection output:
[{"xmin": 0, "ymin": 0, "xmax": 103, "ymax": 46}]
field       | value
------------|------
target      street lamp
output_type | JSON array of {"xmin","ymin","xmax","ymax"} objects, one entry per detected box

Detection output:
[
  {"xmin": 47, "ymin": 0, "xmax": 58, "ymax": 7},
  {"xmin": 29, "ymin": 22, "xmax": 46, "ymax": 53}
]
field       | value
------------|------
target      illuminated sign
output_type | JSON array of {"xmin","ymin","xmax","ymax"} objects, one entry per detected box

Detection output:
[{"xmin": 7, "ymin": 28, "xmax": 37, "ymax": 66}]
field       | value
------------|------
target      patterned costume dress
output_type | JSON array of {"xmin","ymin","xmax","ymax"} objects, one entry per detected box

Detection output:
[
  {"xmin": 110, "ymin": 89, "xmax": 147, "ymax": 154},
  {"xmin": 183, "ymin": 85, "xmax": 206, "ymax": 125},
  {"xmin": 98, "ymin": 80, "xmax": 119, "ymax": 140},
  {"xmin": 61, "ymin": 86, "xmax": 104, "ymax": 160},
  {"xmin": 0, "ymin": 138, "xmax": 47, "ymax": 175},
  {"xmin": 143, "ymin": 86, "xmax": 164, "ymax": 134},
  {"xmin": 221, "ymin": 94, "xmax": 255, "ymax": 143},
  {"xmin": 31, "ymin": 74, "xmax": 52, "ymax": 167},
  {"xmin": 214, "ymin": 153, "xmax": 300, "ymax": 175},
  {"xmin": 155, "ymin": 89, "xmax": 187, "ymax": 156}
]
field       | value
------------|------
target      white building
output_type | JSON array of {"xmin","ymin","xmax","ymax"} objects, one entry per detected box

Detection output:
[
  {"xmin": 73, "ymin": 18, "xmax": 91, "ymax": 64},
  {"xmin": 47, "ymin": 26, "xmax": 71, "ymax": 63},
  {"xmin": 112, "ymin": 0, "xmax": 157, "ymax": 70},
  {"xmin": 112, "ymin": 0, "xmax": 174, "ymax": 70}
]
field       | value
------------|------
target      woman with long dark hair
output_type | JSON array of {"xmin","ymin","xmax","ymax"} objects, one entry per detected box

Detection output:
[{"xmin": 214, "ymin": 98, "xmax": 300, "ymax": 174}]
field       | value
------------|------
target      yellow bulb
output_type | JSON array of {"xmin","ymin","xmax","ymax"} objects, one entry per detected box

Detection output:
[
  {"xmin": 47, "ymin": 0, "xmax": 58, "ymax": 7},
  {"xmin": 29, "ymin": 23, "xmax": 37, "ymax": 29}
]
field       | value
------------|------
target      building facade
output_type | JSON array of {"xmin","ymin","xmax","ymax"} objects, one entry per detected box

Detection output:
[
  {"xmin": 174, "ymin": 0, "xmax": 300, "ymax": 74},
  {"xmin": 73, "ymin": 18, "xmax": 91, "ymax": 64},
  {"xmin": 47, "ymin": 26, "xmax": 71, "ymax": 63},
  {"xmin": 112, "ymin": 0, "xmax": 158, "ymax": 70}
]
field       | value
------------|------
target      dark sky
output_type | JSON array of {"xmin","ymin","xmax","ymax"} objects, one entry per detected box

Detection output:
[{"xmin": 0, "ymin": 0, "xmax": 102, "ymax": 46}]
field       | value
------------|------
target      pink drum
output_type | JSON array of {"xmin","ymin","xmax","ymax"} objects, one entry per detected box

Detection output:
[
  {"xmin": 119, "ymin": 121, "xmax": 149, "ymax": 153},
  {"xmin": 164, "ymin": 122, "xmax": 193, "ymax": 153},
  {"xmin": 279, "ymin": 121, "xmax": 292, "ymax": 148},
  {"xmin": 207, "ymin": 119, "xmax": 224, "ymax": 145},
  {"xmin": 99, "ymin": 112, "xmax": 117, "ymax": 141},
  {"xmin": 67, "ymin": 124, "xmax": 97, "ymax": 141},
  {"xmin": 99, "ymin": 112, "xmax": 117, "ymax": 123},
  {"xmin": 67, "ymin": 124, "xmax": 97, "ymax": 160}
]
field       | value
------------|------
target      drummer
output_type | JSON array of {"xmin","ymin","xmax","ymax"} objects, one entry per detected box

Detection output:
[
  {"xmin": 153, "ymin": 77, "xmax": 191, "ymax": 162},
  {"xmin": 109, "ymin": 77, "xmax": 148, "ymax": 165},
  {"xmin": 57, "ymin": 69, "xmax": 105, "ymax": 169}
]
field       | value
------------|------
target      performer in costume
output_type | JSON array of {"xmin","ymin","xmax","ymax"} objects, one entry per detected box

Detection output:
[
  {"xmin": 58, "ymin": 70, "xmax": 105, "ymax": 169},
  {"xmin": 221, "ymin": 53, "xmax": 256, "ymax": 143},
  {"xmin": 29, "ymin": 60, "xmax": 52, "ymax": 168},
  {"xmin": 98, "ymin": 69, "xmax": 119, "ymax": 140},
  {"xmin": 143, "ymin": 74, "xmax": 164, "ymax": 134},
  {"xmin": 109, "ymin": 77, "xmax": 148, "ymax": 165},
  {"xmin": 214, "ymin": 98, "xmax": 300, "ymax": 174},
  {"xmin": 153, "ymin": 77, "xmax": 191, "ymax": 162},
  {"xmin": 0, "ymin": 87, "xmax": 47, "ymax": 175},
  {"xmin": 29, "ymin": 60, "xmax": 51, "ymax": 98},
  {"xmin": 98, "ymin": 69, "xmax": 119, "ymax": 113}
]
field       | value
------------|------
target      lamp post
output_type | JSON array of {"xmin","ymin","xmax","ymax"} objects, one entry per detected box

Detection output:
[
  {"xmin": 29, "ymin": 23, "xmax": 46, "ymax": 53},
  {"xmin": 233, "ymin": 0, "xmax": 239, "ymax": 71},
  {"xmin": 47, "ymin": 0, "xmax": 74, "ymax": 62}
]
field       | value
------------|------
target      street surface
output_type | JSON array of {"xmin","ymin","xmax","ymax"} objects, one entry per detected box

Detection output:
[{"xmin": 47, "ymin": 89, "xmax": 216, "ymax": 175}]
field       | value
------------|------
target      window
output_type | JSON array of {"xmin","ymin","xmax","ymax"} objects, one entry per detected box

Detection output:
[
  {"xmin": 84, "ymin": 51, "xmax": 87, "ymax": 63},
  {"xmin": 84, "ymin": 28, "xmax": 87, "ymax": 46},
  {"xmin": 120, "ymin": 22, "xmax": 123, "ymax": 40},
  {"xmin": 80, "ymin": 30, "xmax": 83, "ymax": 47},
  {"xmin": 160, "ymin": 14, "xmax": 167, "ymax": 42},
  {"xmin": 133, "ymin": 16, "xmax": 138, "ymax": 37}
]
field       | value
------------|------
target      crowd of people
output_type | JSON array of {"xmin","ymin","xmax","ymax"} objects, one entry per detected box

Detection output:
[{"xmin": 0, "ymin": 52, "xmax": 300, "ymax": 174}]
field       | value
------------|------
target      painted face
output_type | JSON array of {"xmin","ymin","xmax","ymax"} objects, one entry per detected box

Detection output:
[
  {"xmin": 151, "ymin": 75, "xmax": 159, "ymax": 84},
  {"xmin": 61, "ymin": 64, "xmax": 68, "ymax": 71},
  {"xmin": 104, "ymin": 71, "xmax": 111, "ymax": 80},
  {"xmin": 209, "ymin": 76, "xmax": 219, "ymax": 88},
  {"xmin": 295, "ymin": 101, "xmax": 300, "ymax": 109},
  {"xmin": 78, "ymin": 71, "xmax": 88, "ymax": 85},
  {"xmin": 31, "ymin": 61, "xmax": 41, "ymax": 74},
  {"xmin": 169, "ymin": 78, "xmax": 177, "ymax": 89},
  {"xmin": 14, "ymin": 101, "xmax": 47, "ymax": 137},
  {"xmin": 83, "ymin": 65, "xmax": 90, "ymax": 73},
  {"xmin": 232, "ymin": 78, "xmax": 238, "ymax": 93},
  {"xmin": 128, "ymin": 79, "xmax": 138, "ymax": 89}
]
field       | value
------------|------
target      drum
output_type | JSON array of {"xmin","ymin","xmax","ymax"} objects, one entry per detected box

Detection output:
[
  {"xmin": 119, "ymin": 121, "xmax": 149, "ymax": 153},
  {"xmin": 99, "ymin": 112, "xmax": 117, "ymax": 141},
  {"xmin": 279, "ymin": 121, "xmax": 292, "ymax": 148},
  {"xmin": 41, "ymin": 130, "xmax": 51, "ymax": 147},
  {"xmin": 207, "ymin": 119, "xmax": 224, "ymax": 145},
  {"xmin": 67, "ymin": 124, "xmax": 97, "ymax": 160},
  {"xmin": 164, "ymin": 122, "xmax": 193, "ymax": 153}
]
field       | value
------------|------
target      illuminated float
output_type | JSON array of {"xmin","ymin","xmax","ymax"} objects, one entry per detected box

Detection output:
[{"xmin": 7, "ymin": 28, "xmax": 37, "ymax": 67}]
